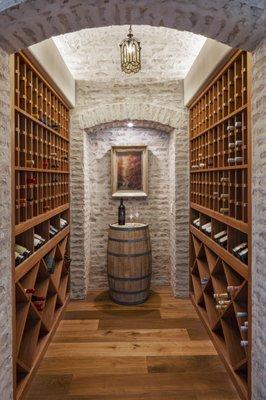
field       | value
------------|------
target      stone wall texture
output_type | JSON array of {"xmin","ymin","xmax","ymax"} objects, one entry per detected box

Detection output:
[
  {"xmin": 70, "ymin": 80, "xmax": 189, "ymax": 298},
  {"xmin": 252, "ymin": 38, "xmax": 266, "ymax": 400},
  {"xmin": 0, "ymin": 48, "xmax": 13, "ymax": 399},
  {"xmin": 0, "ymin": 0, "xmax": 265, "ymax": 53},
  {"xmin": 86, "ymin": 126, "xmax": 171, "ymax": 289}
]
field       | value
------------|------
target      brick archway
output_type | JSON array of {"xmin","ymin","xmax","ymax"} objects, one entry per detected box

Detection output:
[
  {"xmin": 70, "ymin": 101, "xmax": 189, "ymax": 299},
  {"xmin": 0, "ymin": 0, "xmax": 265, "ymax": 53}
]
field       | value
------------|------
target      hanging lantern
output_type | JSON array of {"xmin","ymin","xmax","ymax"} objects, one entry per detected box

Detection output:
[{"xmin": 120, "ymin": 25, "xmax": 141, "ymax": 74}]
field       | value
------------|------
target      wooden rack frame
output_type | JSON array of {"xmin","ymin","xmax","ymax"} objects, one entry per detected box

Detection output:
[
  {"xmin": 188, "ymin": 50, "xmax": 251, "ymax": 400},
  {"xmin": 11, "ymin": 51, "xmax": 71, "ymax": 400}
]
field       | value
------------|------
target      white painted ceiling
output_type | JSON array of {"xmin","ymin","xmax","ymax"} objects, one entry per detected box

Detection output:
[{"xmin": 53, "ymin": 26, "xmax": 206, "ymax": 83}]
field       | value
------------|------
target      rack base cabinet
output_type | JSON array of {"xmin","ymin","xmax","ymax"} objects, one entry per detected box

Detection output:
[
  {"xmin": 189, "ymin": 50, "xmax": 251, "ymax": 400},
  {"xmin": 12, "ymin": 51, "xmax": 71, "ymax": 400}
]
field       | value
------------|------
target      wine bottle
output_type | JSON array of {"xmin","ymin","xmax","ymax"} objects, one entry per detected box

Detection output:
[
  {"xmin": 201, "ymin": 222, "xmax": 211, "ymax": 234},
  {"xmin": 227, "ymin": 125, "xmax": 235, "ymax": 131},
  {"xmin": 199, "ymin": 163, "xmax": 205, "ymax": 168},
  {"xmin": 240, "ymin": 325, "xmax": 248, "ymax": 332},
  {"xmin": 240, "ymin": 340, "xmax": 248, "ymax": 347},
  {"xmin": 227, "ymin": 158, "xmax": 235, "ymax": 164},
  {"xmin": 15, "ymin": 244, "xmax": 31, "ymax": 258},
  {"xmin": 44, "ymin": 255, "xmax": 56, "ymax": 274},
  {"xmin": 15, "ymin": 251, "xmax": 25, "ymax": 266},
  {"xmin": 118, "ymin": 198, "xmax": 126, "ymax": 225},
  {"xmin": 201, "ymin": 277, "xmax": 209, "ymax": 285},
  {"xmin": 26, "ymin": 159, "xmax": 35, "ymax": 167},
  {"xmin": 60, "ymin": 217, "xmax": 68, "ymax": 229},
  {"xmin": 218, "ymin": 234, "xmax": 227, "ymax": 247},
  {"xmin": 221, "ymin": 177, "xmax": 229, "ymax": 183},
  {"xmin": 24, "ymin": 288, "xmax": 35, "ymax": 294},
  {"xmin": 235, "ymin": 140, "xmax": 243, "ymax": 146},
  {"xmin": 236, "ymin": 311, "xmax": 248, "ymax": 318},
  {"xmin": 228, "ymin": 143, "xmax": 235, "ymax": 149},
  {"xmin": 214, "ymin": 230, "xmax": 227, "ymax": 241},
  {"xmin": 27, "ymin": 176, "xmax": 37, "ymax": 185},
  {"xmin": 235, "ymin": 156, "xmax": 243, "ymax": 163},
  {"xmin": 213, "ymin": 293, "xmax": 230, "ymax": 300},
  {"xmin": 238, "ymin": 247, "xmax": 248, "ymax": 263},
  {"xmin": 221, "ymin": 193, "xmax": 229, "ymax": 199},
  {"xmin": 232, "ymin": 242, "xmax": 248, "ymax": 255},
  {"xmin": 216, "ymin": 304, "xmax": 227, "ymax": 310},
  {"xmin": 192, "ymin": 218, "xmax": 200, "ymax": 227},
  {"xmin": 218, "ymin": 300, "xmax": 231, "ymax": 306},
  {"xmin": 235, "ymin": 121, "xmax": 242, "ymax": 128}
]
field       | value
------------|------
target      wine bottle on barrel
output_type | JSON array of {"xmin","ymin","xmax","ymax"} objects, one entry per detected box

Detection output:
[{"xmin": 118, "ymin": 198, "xmax": 126, "ymax": 225}]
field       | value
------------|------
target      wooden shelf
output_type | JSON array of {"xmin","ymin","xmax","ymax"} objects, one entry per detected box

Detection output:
[
  {"xmin": 191, "ymin": 203, "xmax": 248, "ymax": 234},
  {"xmin": 12, "ymin": 51, "xmax": 71, "ymax": 400},
  {"xmin": 15, "ymin": 204, "xmax": 69, "ymax": 236},
  {"xmin": 189, "ymin": 50, "xmax": 251, "ymax": 399}
]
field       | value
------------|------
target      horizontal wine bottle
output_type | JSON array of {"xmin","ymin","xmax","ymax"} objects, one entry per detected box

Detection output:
[
  {"xmin": 214, "ymin": 230, "xmax": 227, "ymax": 241},
  {"xmin": 240, "ymin": 340, "xmax": 248, "ymax": 347},
  {"xmin": 213, "ymin": 293, "xmax": 230, "ymax": 300},
  {"xmin": 236, "ymin": 311, "xmax": 248, "ymax": 318}
]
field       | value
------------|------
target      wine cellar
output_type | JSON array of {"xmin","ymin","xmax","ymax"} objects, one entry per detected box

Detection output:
[
  {"xmin": 189, "ymin": 50, "xmax": 251, "ymax": 400},
  {"xmin": 12, "ymin": 51, "xmax": 71, "ymax": 400}
]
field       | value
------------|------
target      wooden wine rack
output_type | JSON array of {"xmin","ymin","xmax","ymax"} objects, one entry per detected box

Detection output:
[
  {"xmin": 12, "ymin": 51, "xmax": 71, "ymax": 400},
  {"xmin": 189, "ymin": 50, "xmax": 251, "ymax": 400}
]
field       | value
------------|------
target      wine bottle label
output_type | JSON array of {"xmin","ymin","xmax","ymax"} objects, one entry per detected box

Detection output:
[
  {"xmin": 221, "ymin": 177, "xmax": 229, "ymax": 182},
  {"xmin": 235, "ymin": 121, "xmax": 242, "ymax": 128},
  {"xmin": 221, "ymin": 193, "xmax": 229, "ymax": 198},
  {"xmin": 235, "ymin": 157, "xmax": 243, "ymax": 162},
  {"xmin": 240, "ymin": 340, "xmax": 248, "ymax": 347},
  {"xmin": 227, "ymin": 158, "xmax": 235, "ymax": 163},
  {"xmin": 228, "ymin": 143, "xmax": 235, "ymax": 149},
  {"xmin": 199, "ymin": 163, "xmax": 205, "ymax": 168},
  {"xmin": 235, "ymin": 140, "xmax": 243, "ymax": 146}
]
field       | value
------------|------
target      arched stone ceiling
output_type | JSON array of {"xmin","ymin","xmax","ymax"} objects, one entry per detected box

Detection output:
[
  {"xmin": 53, "ymin": 26, "xmax": 206, "ymax": 83},
  {"xmin": 0, "ymin": 0, "xmax": 265, "ymax": 53}
]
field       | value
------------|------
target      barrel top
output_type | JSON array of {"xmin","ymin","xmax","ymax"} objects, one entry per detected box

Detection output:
[{"xmin": 110, "ymin": 223, "xmax": 148, "ymax": 231}]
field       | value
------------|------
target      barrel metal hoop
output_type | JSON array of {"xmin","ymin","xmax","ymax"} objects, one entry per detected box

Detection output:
[
  {"xmin": 109, "ymin": 225, "xmax": 148, "ymax": 231},
  {"xmin": 107, "ymin": 272, "xmax": 151, "ymax": 281},
  {"xmin": 108, "ymin": 237, "xmax": 148, "ymax": 243},
  {"xmin": 109, "ymin": 287, "xmax": 149, "ymax": 295},
  {"xmin": 107, "ymin": 251, "xmax": 151, "ymax": 258}
]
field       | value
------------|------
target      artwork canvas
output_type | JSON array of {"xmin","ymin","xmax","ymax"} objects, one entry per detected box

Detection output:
[{"xmin": 111, "ymin": 146, "xmax": 148, "ymax": 197}]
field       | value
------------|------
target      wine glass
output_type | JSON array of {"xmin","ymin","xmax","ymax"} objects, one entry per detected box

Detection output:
[
  {"xmin": 135, "ymin": 207, "xmax": 140, "ymax": 223},
  {"xmin": 129, "ymin": 206, "xmax": 134, "ymax": 224}
]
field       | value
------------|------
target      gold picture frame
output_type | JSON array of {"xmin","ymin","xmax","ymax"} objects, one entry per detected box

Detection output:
[{"xmin": 111, "ymin": 145, "xmax": 148, "ymax": 198}]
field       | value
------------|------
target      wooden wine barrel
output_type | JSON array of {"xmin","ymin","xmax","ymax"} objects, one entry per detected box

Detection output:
[{"xmin": 107, "ymin": 223, "xmax": 152, "ymax": 305}]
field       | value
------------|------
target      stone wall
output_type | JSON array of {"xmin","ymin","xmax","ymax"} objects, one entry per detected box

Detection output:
[
  {"xmin": 70, "ymin": 79, "xmax": 189, "ymax": 298},
  {"xmin": 0, "ymin": 48, "xmax": 13, "ymax": 399},
  {"xmin": 252, "ymin": 38, "xmax": 266, "ymax": 400},
  {"xmin": 86, "ymin": 126, "xmax": 171, "ymax": 289}
]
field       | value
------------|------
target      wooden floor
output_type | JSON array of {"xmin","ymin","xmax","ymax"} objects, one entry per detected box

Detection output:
[{"xmin": 26, "ymin": 287, "xmax": 239, "ymax": 400}]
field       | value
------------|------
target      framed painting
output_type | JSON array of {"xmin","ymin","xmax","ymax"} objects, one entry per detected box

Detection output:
[{"xmin": 111, "ymin": 145, "xmax": 148, "ymax": 197}]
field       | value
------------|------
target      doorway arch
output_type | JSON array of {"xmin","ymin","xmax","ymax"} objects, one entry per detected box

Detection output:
[{"xmin": 0, "ymin": 0, "xmax": 265, "ymax": 53}]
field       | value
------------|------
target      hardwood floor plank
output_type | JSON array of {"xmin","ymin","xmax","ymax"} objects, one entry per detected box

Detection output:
[
  {"xmin": 63, "ymin": 309, "xmax": 161, "ymax": 321},
  {"xmin": 57, "ymin": 320, "xmax": 99, "ymax": 332},
  {"xmin": 37, "ymin": 356, "xmax": 147, "ymax": 375},
  {"xmin": 53, "ymin": 328, "xmax": 190, "ymax": 343},
  {"xmin": 147, "ymin": 355, "xmax": 230, "ymax": 374},
  {"xmin": 45, "ymin": 340, "xmax": 216, "ymax": 357}
]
